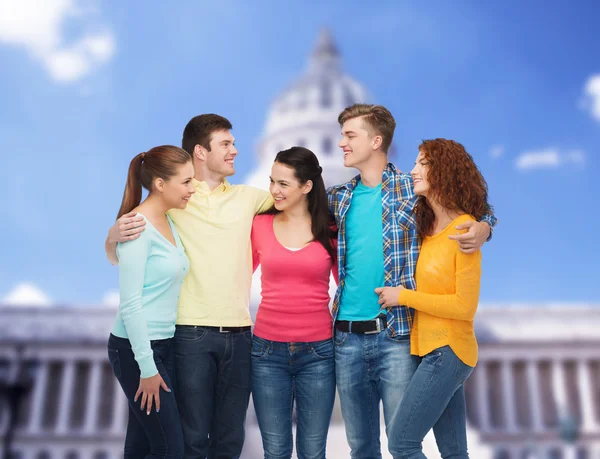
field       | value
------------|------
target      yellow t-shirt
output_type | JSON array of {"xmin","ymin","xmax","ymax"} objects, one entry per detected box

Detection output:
[
  {"xmin": 398, "ymin": 214, "xmax": 482, "ymax": 367},
  {"xmin": 168, "ymin": 179, "xmax": 272, "ymax": 327}
]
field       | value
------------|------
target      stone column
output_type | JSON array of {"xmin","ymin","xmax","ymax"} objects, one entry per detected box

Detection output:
[
  {"xmin": 55, "ymin": 360, "xmax": 75, "ymax": 433},
  {"xmin": 474, "ymin": 362, "xmax": 491, "ymax": 432},
  {"xmin": 551, "ymin": 359, "xmax": 569, "ymax": 417},
  {"xmin": 27, "ymin": 360, "xmax": 48, "ymax": 434},
  {"xmin": 83, "ymin": 360, "xmax": 103, "ymax": 433},
  {"xmin": 526, "ymin": 360, "xmax": 544, "ymax": 432},
  {"xmin": 577, "ymin": 359, "xmax": 598, "ymax": 433},
  {"xmin": 501, "ymin": 360, "xmax": 518, "ymax": 432},
  {"xmin": 111, "ymin": 377, "xmax": 128, "ymax": 434}
]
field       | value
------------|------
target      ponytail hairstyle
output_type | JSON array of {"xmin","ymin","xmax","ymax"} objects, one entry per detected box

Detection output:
[
  {"xmin": 117, "ymin": 145, "xmax": 192, "ymax": 219},
  {"xmin": 264, "ymin": 146, "xmax": 336, "ymax": 260}
]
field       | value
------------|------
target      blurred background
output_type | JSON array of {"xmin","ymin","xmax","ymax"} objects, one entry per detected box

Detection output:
[{"xmin": 0, "ymin": 1, "xmax": 599, "ymax": 458}]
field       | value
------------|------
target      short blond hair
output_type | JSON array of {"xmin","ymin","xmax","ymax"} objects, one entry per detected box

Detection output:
[{"xmin": 338, "ymin": 104, "xmax": 396, "ymax": 153}]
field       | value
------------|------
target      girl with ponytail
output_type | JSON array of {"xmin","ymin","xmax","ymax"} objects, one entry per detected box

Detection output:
[
  {"xmin": 250, "ymin": 146, "xmax": 338, "ymax": 458},
  {"xmin": 107, "ymin": 145, "xmax": 194, "ymax": 458}
]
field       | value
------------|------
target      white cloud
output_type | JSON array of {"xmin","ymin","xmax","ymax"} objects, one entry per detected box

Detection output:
[
  {"xmin": 581, "ymin": 74, "xmax": 600, "ymax": 122},
  {"xmin": 0, "ymin": 0, "xmax": 115, "ymax": 83},
  {"xmin": 3, "ymin": 282, "xmax": 51, "ymax": 307},
  {"xmin": 489, "ymin": 145, "xmax": 504, "ymax": 159},
  {"xmin": 102, "ymin": 289, "xmax": 120, "ymax": 308},
  {"xmin": 515, "ymin": 148, "xmax": 586, "ymax": 171}
]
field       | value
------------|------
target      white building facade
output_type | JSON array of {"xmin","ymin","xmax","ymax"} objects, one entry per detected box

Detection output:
[{"xmin": 1, "ymin": 305, "xmax": 599, "ymax": 459}]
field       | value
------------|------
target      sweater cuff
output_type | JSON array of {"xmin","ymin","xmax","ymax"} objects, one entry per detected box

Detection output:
[
  {"xmin": 138, "ymin": 355, "xmax": 158, "ymax": 378},
  {"xmin": 398, "ymin": 288, "xmax": 413, "ymax": 306}
]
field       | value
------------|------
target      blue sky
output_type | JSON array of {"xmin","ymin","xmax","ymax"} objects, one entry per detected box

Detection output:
[{"xmin": 0, "ymin": 0, "xmax": 598, "ymax": 305}]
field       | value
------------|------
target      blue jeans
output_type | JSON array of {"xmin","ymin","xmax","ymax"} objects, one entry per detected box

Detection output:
[
  {"xmin": 334, "ymin": 328, "xmax": 417, "ymax": 459},
  {"xmin": 394, "ymin": 345, "xmax": 474, "ymax": 459},
  {"xmin": 172, "ymin": 325, "xmax": 252, "ymax": 459},
  {"xmin": 107, "ymin": 334, "xmax": 184, "ymax": 459},
  {"xmin": 251, "ymin": 335, "xmax": 336, "ymax": 459}
]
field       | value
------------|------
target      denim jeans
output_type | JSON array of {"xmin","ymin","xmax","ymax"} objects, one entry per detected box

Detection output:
[
  {"xmin": 172, "ymin": 325, "xmax": 252, "ymax": 459},
  {"xmin": 394, "ymin": 345, "xmax": 474, "ymax": 459},
  {"xmin": 107, "ymin": 334, "xmax": 184, "ymax": 459},
  {"xmin": 251, "ymin": 335, "xmax": 336, "ymax": 459},
  {"xmin": 334, "ymin": 328, "xmax": 417, "ymax": 459}
]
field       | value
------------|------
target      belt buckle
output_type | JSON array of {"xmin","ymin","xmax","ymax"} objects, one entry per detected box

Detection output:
[
  {"xmin": 364, "ymin": 318, "xmax": 382, "ymax": 335},
  {"xmin": 219, "ymin": 327, "xmax": 231, "ymax": 333}
]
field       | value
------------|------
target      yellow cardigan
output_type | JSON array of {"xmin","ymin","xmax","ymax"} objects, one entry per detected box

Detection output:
[{"xmin": 398, "ymin": 214, "xmax": 481, "ymax": 367}]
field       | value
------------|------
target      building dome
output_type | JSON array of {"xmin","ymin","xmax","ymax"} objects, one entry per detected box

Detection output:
[{"xmin": 251, "ymin": 29, "xmax": 370, "ymax": 188}]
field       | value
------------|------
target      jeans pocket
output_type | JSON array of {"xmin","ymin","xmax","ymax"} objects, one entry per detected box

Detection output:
[
  {"xmin": 423, "ymin": 348, "xmax": 444, "ymax": 367},
  {"xmin": 311, "ymin": 339, "xmax": 334, "ymax": 359},
  {"xmin": 175, "ymin": 326, "xmax": 207, "ymax": 343},
  {"xmin": 385, "ymin": 328, "xmax": 410, "ymax": 343},
  {"xmin": 107, "ymin": 348, "xmax": 121, "ymax": 379},
  {"xmin": 251, "ymin": 337, "xmax": 270, "ymax": 359},
  {"xmin": 241, "ymin": 330, "xmax": 253, "ymax": 345},
  {"xmin": 334, "ymin": 330, "xmax": 348, "ymax": 347},
  {"xmin": 454, "ymin": 356, "xmax": 474, "ymax": 384}
]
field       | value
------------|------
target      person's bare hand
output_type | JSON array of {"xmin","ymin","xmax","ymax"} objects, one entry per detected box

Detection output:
[
  {"xmin": 108, "ymin": 212, "xmax": 146, "ymax": 243},
  {"xmin": 374, "ymin": 286, "xmax": 403, "ymax": 308},
  {"xmin": 447, "ymin": 221, "xmax": 490, "ymax": 254},
  {"xmin": 134, "ymin": 373, "xmax": 170, "ymax": 415}
]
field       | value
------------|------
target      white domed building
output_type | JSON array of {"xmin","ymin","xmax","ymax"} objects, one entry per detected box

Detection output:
[{"xmin": 246, "ymin": 29, "xmax": 369, "ymax": 190}]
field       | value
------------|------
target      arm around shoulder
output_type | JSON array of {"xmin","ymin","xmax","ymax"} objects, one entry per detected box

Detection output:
[
  {"xmin": 249, "ymin": 187, "xmax": 274, "ymax": 215},
  {"xmin": 105, "ymin": 236, "xmax": 119, "ymax": 266},
  {"xmin": 105, "ymin": 212, "xmax": 147, "ymax": 265}
]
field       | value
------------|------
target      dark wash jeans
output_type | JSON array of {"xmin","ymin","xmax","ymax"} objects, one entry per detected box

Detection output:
[
  {"xmin": 107, "ymin": 334, "xmax": 184, "ymax": 459},
  {"xmin": 251, "ymin": 335, "xmax": 336, "ymax": 459},
  {"xmin": 173, "ymin": 325, "xmax": 252, "ymax": 459}
]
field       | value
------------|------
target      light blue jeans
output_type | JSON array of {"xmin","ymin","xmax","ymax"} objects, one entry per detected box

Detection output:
[
  {"xmin": 394, "ymin": 345, "xmax": 474, "ymax": 459},
  {"xmin": 334, "ymin": 328, "xmax": 417, "ymax": 459},
  {"xmin": 251, "ymin": 335, "xmax": 336, "ymax": 459}
]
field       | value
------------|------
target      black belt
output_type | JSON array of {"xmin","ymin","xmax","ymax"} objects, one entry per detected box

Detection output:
[
  {"xmin": 206, "ymin": 325, "xmax": 251, "ymax": 334},
  {"xmin": 179, "ymin": 325, "xmax": 251, "ymax": 334},
  {"xmin": 335, "ymin": 316, "xmax": 387, "ymax": 334}
]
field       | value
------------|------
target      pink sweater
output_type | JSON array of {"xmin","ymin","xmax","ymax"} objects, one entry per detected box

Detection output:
[{"xmin": 251, "ymin": 214, "xmax": 337, "ymax": 342}]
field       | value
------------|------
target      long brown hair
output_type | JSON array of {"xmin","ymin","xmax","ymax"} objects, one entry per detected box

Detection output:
[
  {"xmin": 415, "ymin": 139, "xmax": 492, "ymax": 238},
  {"xmin": 117, "ymin": 145, "xmax": 192, "ymax": 219}
]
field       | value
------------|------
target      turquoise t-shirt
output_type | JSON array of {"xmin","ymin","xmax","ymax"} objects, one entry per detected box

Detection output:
[
  {"xmin": 338, "ymin": 181, "xmax": 385, "ymax": 321},
  {"xmin": 112, "ymin": 214, "xmax": 189, "ymax": 378}
]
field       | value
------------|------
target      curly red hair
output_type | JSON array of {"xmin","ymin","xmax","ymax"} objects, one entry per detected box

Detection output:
[{"xmin": 415, "ymin": 139, "xmax": 491, "ymax": 238}]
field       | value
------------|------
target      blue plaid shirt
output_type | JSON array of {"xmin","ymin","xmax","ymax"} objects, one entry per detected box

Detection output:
[{"xmin": 327, "ymin": 163, "xmax": 497, "ymax": 337}]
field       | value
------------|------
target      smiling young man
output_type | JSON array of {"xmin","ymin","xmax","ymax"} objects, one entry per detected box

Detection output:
[
  {"xmin": 327, "ymin": 104, "xmax": 497, "ymax": 459},
  {"xmin": 105, "ymin": 114, "xmax": 272, "ymax": 459}
]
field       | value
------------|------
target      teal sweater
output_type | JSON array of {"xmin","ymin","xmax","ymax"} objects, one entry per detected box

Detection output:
[{"xmin": 112, "ymin": 214, "xmax": 189, "ymax": 377}]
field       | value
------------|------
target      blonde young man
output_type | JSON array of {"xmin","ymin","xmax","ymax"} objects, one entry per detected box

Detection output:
[
  {"xmin": 327, "ymin": 104, "xmax": 497, "ymax": 459},
  {"xmin": 105, "ymin": 114, "xmax": 272, "ymax": 459}
]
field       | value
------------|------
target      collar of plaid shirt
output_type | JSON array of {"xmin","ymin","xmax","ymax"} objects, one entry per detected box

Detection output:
[{"xmin": 327, "ymin": 162, "xmax": 418, "ymax": 337}]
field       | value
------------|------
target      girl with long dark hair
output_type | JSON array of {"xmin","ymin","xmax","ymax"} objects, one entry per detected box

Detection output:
[
  {"xmin": 108, "ymin": 145, "xmax": 194, "ymax": 459},
  {"xmin": 250, "ymin": 146, "xmax": 337, "ymax": 459}
]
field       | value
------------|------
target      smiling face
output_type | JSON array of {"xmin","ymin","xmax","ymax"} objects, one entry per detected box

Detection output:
[
  {"xmin": 338, "ymin": 116, "xmax": 380, "ymax": 169},
  {"xmin": 411, "ymin": 150, "xmax": 430, "ymax": 197},
  {"xmin": 204, "ymin": 129, "xmax": 237, "ymax": 178},
  {"xmin": 269, "ymin": 161, "xmax": 311, "ymax": 213},
  {"xmin": 155, "ymin": 160, "xmax": 196, "ymax": 210}
]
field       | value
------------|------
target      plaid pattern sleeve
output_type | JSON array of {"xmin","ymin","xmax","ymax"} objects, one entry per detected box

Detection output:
[
  {"xmin": 481, "ymin": 212, "xmax": 498, "ymax": 241},
  {"xmin": 327, "ymin": 165, "xmax": 418, "ymax": 337}
]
